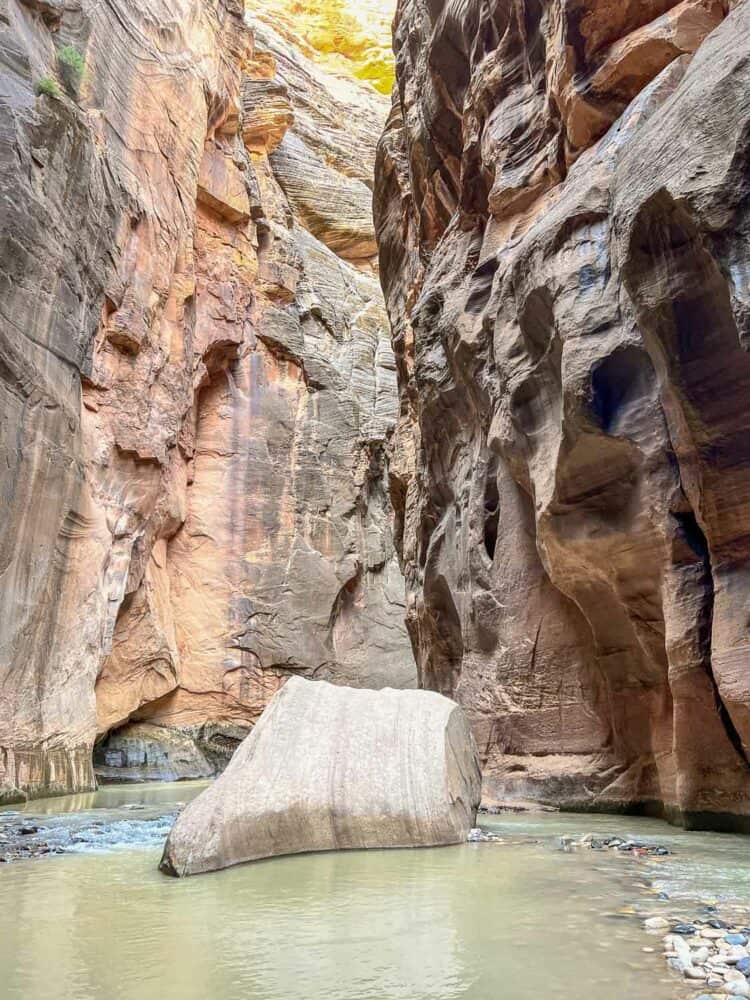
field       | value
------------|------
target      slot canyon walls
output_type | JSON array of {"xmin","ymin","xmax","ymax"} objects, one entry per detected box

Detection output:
[
  {"xmin": 376, "ymin": 0, "xmax": 750, "ymax": 827},
  {"xmin": 0, "ymin": 0, "xmax": 414, "ymax": 801}
]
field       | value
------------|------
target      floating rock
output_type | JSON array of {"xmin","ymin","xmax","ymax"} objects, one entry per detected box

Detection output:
[{"xmin": 160, "ymin": 677, "xmax": 482, "ymax": 876}]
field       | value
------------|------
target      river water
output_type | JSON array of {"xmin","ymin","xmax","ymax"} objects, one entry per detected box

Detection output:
[{"xmin": 2, "ymin": 781, "xmax": 748, "ymax": 1000}]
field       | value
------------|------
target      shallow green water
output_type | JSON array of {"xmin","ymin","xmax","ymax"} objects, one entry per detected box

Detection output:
[{"xmin": 2, "ymin": 784, "xmax": 748, "ymax": 1000}]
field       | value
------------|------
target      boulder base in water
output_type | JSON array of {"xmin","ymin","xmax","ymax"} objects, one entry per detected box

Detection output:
[{"xmin": 159, "ymin": 677, "xmax": 481, "ymax": 876}]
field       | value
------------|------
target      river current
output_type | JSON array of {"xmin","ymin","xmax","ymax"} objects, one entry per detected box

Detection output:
[{"xmin": 2, "ymin": 781, "xmax": 748, "ymax": 1000}]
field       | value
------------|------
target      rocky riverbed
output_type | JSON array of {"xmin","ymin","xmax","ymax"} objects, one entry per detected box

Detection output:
[
  {"xmin": 0, "ymin": 802, "xmax": 183, "ymax": 862},
  {"xmin": 541, "ymin": 828, "xmax": 750, "ymax": 999},
  {"xmin": 646, "ymin": 911, "xmax": 750, "ymax": 998}
]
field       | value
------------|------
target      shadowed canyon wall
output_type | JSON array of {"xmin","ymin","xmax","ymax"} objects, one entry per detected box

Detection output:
[
  {"xmin": 376, "ymin": 0, "xmax": 750, "ymax": 827},
  {"xmin": 0, "ymin": 0, "xmax": 413, "ymax": 801}
]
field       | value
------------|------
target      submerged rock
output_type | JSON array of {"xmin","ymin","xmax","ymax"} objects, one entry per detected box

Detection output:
[{"xmin": 160, "ymin": 677, "xmax": 481, "ymax": 876}]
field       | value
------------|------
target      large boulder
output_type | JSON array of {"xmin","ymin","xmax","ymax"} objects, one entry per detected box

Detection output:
[{"xmin": 159, "ymin": 676, "xmax": 481, "ymax": 875}]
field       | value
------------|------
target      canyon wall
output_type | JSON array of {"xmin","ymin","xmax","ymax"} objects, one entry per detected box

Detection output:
[
  {"xmin": 0, "ymin": 0, "xmax": 414, "ymax": 801},
  {"xmin": 376, "ymin": 0, "xmax": 750, "ymax": 827}
]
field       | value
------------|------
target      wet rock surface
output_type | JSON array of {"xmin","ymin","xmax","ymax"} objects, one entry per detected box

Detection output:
[
  {"xmin": 375, "ymin": 0, "xmax": 750, "ymax": 827},
  {"xmin": 647, "ymin": 909, "xmax": 750, "ymax": 995},
  {"xmin": 0, "ymin": 803, "xmax": 182, "ymax": 863}
]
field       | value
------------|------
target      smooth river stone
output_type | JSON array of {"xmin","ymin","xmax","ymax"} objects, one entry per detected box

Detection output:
[{"xmin": 160, "ymin": 676, "xmax": 482, "ymax": 876}]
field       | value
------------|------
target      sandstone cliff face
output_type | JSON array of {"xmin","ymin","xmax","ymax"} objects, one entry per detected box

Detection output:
[
  {"xmin": 1, "ymin": 0, "xmax": 413, "ymax": 802},
  {"xmin": 376, "ymin": 0, "xmax": 750, "ymax": 827}
]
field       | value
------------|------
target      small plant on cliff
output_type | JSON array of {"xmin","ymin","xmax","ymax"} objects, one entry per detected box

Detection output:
[
  {"xmin": 35, "ymin": 76, "xmax": 61, "ymax": 98},
  {"xmin": 56, "ymin": 43, "xmax": 85, "ymax": 94}
]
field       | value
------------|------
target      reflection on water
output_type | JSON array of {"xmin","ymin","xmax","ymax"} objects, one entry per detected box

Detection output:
[
  {"xmin": 2, "ymin": 785, "xmax": 748, "ymax": 1000},
  {"xmin": 6, "ymin": 779, "xmax": 209, "ymax": 816}
]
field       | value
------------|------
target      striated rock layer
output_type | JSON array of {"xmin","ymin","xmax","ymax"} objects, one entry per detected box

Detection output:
[
  {"xmin": 160, "ymin": 675, "xmax": 481, "ymax": 876},
  {"xmin": 376, "ymin": 0, "xmax": 750, "ymax": 827},
  {"xmin": 0, "ymin": 0, "xmax": 414, "ymax": 802}
]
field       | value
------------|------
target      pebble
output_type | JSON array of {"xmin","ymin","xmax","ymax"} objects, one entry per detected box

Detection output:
[
  {"xmin": 725, "ymin": 970, "xmax": 746, "ymax": 982},
  {"xmin": 727, "ymin": 935, "xmax": 750, "ymax": 947},
  {"xmin": 723, "ymin": 981, "xmax": 750, "ymax": 997},
  {"xmin": 725, "ymin": 948, "xmax": 749, "ymax": 964},
  {"xmin": 673, "ymin": 923, "xmax": 698, "ymax": 935},
  {"xmin": 685, "ymin": 966, "xmax": 707, "ymax": 980},
  {"xmin": 736, "ymin": 958, "xmax": 750, "ymax": 974},
  {"xmin": 466, "ymin": 828, "xmax": 504, "ymax": 844},
  {"xmin": 644, "ymin": 916, "xmax": 670, "ymax": 931}
]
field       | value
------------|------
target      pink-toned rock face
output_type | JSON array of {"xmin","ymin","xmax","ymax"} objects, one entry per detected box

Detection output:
[
  {"xmin": 0, "ymin": 0, "xmax": 414, "ymax": 801},
  {"xmin": 376, "ymin": 0, "xmax": 750, "ymax": 827}
]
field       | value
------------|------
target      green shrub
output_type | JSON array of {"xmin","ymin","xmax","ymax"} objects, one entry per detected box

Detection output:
[
  {"xmin": 57, "ymin": 44, "xmax": 85, "ymax": 93},
  {"xmin": 35, "ymin": 76, "xmax": 61, "ymax": 98}
]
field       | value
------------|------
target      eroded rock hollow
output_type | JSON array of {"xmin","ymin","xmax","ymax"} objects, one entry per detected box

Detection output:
[
  {"xmin": 0, "ymin": 0, "xmax": 415, "ymax": 802},
  {"xmin": 375, "ymin": 0, "xmax": 750, "ymax": 826}
]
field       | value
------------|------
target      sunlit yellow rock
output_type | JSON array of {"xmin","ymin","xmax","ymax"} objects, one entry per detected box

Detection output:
[{"xmin": 245, "ymin": 0, "xmax": 395, "ymax": 95}]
